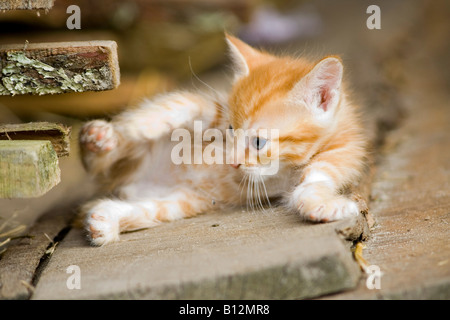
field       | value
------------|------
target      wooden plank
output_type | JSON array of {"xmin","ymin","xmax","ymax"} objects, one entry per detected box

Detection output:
[
  {"xmin": 0, "ymin": 140, "xmax": 60, "ymax": 198},
  {"xmin": 0, "ymin": 203, "xmax": 75, "ymax": 299},
  {"xmin": 0, "ymin": 72, "xmax": 175, "ymax": 117},
  {"xmin": 0, "ymin": 0, "xmax": 54, "ymax": 10},
  {"xmin": 0, "ymin": 41, "xmax": 120, "ymax": 95},
  {"xmin": 31, "ymin": 208, "xmax": 361, "ymax": 300},
  {"xmin": 0, "ymin": 122, "xmax": 71, "ymax": 157}
]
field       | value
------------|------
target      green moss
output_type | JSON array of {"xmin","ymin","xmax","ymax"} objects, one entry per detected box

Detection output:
[{"xmin": 0, "ymin": 51, "xmax": 112, "ymax": 95}]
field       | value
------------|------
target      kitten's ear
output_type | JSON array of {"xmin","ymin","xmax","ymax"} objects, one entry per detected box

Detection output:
[
  {"xmin": 290, "ymin": 57, "xmax": 343, "ymax": 120},
  {"xmin": 225, "ymin": 33, "xmax": 263, "ymax": 80}
]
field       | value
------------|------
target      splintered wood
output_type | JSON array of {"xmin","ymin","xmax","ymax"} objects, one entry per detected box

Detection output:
[
  {"xmin": 0, "ymin": 122, "xmax": 71, "ymax": 157},
  {"xmin": 0, "ymin": 41, "xmax": 120, "ymax": 95}
]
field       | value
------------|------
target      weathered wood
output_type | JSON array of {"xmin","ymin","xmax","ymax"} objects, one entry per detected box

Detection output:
[
  {"xmin": 0, "ymin": 0, "xmax": 54, "ymax": 10},
  {"xmin": 0, "ymin": 72, "xmax": 174, "ymax": 117},
  {"xmin": 0, "ymin": 203, "xmax": 75, "ymax": 299},
  {"xmin": 31, "ymin": 208, "xmax": 362, "ymax": 300},
  {"xmin": 0, "ymin": 140, "xmax": 60, "ymax": 198},
  {"xmin": 0, "ymin": 122, "xmax": 71, "ymax": 157},
  {"xmin": 0, "ymin": 41, "xmax": 120, "ymax": 95}
]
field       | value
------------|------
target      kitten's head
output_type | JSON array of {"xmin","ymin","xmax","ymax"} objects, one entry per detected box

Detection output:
[{"xmin": 225, "ymin": 34, "xmax": 345, "ymax": 178}]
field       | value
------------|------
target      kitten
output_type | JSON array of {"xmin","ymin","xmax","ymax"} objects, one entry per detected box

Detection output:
[{"xmin": 79, "ymin": 34, "xmax": 367, "ymax": 246}]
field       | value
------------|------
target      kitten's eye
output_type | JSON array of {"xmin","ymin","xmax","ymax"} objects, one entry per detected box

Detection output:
[
  {"xmin": 227, "ymin": 124, "xmax": 234, "ymax": 137},
  {"xmin": 252, "ymin": 137, "xmax": 267, "ymax": 150}
]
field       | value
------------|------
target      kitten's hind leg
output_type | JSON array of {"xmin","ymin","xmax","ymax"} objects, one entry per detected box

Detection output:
[{"xmin": 83, "ymin": 192, "xmax": 210, "ymax": 246}]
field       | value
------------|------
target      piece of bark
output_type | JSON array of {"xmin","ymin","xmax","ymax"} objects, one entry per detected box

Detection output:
[
  {"xmin": 0, "ymin": 41, "xmax": 120, "ymax": 95},
  {"xmin": 0, "ymin": 122, "xmax": 71, "ymax": 157}
]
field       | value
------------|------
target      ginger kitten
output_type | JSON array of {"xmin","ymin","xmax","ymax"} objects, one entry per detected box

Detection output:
[{"xmin": 79, "ymin": 34, "xmax": 367, "ymax": 246}]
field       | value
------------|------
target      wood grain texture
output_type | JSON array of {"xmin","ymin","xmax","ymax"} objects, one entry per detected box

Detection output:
[
  {"xmin": 31, "ymin": 209, "xmax": 362, "ymax": 300},
  {"xmin": 0, "ymin": 205, "xmax": 73, "ymax": 299},
  {"xmin": 0, "ymin": 140, "xmax": 60, "ymax": 198}
]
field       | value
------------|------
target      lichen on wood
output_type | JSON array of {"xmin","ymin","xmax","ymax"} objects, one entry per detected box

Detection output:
[
  {"xmin": 0, "ymin": 41, "xmax": 120, "ymax": 96},
  {"xmin": 0, "ymin": 0, "xmax": 55, "ymax": 10},
  {"xmin": 1, "ymin": 51, "xmax": 110, "ymax": 95}
]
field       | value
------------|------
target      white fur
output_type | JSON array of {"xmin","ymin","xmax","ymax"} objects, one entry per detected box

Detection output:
[
  {"xmin": 303, "ymin": 169, "xmax": 334, "ymax": 187},
  {"xmin": 289, "ymin": 182, "xmax": 359, "ymax": 222}
]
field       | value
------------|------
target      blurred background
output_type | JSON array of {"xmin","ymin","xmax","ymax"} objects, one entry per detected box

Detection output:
[
  {"xmin": 0, "ymin": 0, "xmax": 328, "ymax": 121},
  {"xmin": 0, "ymin": 0, "xmax": 448, "ymax": 246}
]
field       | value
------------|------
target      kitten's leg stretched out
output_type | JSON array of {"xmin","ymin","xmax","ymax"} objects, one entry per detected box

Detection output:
[
  {"xmin": 290, "ymin": 147, "xmax": 364, "ymax": 222},
  {"xmin": 83, "ymin": 191, "xmax": 210, "ymax": 246},
  {"xmin": 79, "ymin": 91, "xmax": 221, "ymax": 175},
  {"xmin": 111, "ymin": 91, "xmax": 220, "ymax": 142}
]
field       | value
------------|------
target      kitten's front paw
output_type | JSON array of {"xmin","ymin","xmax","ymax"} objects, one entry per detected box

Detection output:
[
  {"xmin": 293, "ymin": 184, "xmax": 360, "ymax": 222},
  {"xmin": 79, "ymin": 120, "xmax": 117, "ymax": 153},
  {"xmin": 300, "ymin": 196, "xmax": 359, "ymax": 222}
]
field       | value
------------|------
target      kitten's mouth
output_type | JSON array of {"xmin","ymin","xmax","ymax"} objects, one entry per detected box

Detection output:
[
  {"xmin": 230, "ymin": 163, "xmax": 258, "ymax": 171},
  {"xmin": 240, "ymin": 165, "xmax": 261, "ymax": 175}
]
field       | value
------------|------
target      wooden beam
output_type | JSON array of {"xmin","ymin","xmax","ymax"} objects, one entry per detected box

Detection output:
[
  {"xmin": 0, "ymin": 140, "xmax": 60, "ymax": 198},
  {"xmin": 0, "ymin": 41, "xmax": 120, "ymax": 95},
  {"xmin": 0, "ymin": 72, "xmax": 175, "ymax": 117},
  {"xmin": 0, "ymin": 0, "xmax": 54, "ymax": 10},
  {"xmin": 0, "ymin": 122, "xmax": 71, "ymax": 157}
]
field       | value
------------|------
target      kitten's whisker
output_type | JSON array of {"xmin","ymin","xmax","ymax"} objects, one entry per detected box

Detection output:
[
  {"xmin": 250, "ymin": 175, "xmax": 255, "ymax": 212},
  {"xmin": 250, "ymin": 175, "xmax": 255, "ymax": 213},
  {"xmin": 259, "ymin": 175, "xmax": 274, "ymax": 214},
  {"xmin": 256, "ymin": 178, "xmax": 264, "ymax": 211},
  {"xmin": 246, "ymin": 174, "xmax": 251, "ymax": 212},
  {"xmin": 188, "ymin": 56, "xmax": 224, "ymax": 101},
  {"xmin": 239, "ymin": 174, "xmax": 248, "ymax": 205}
]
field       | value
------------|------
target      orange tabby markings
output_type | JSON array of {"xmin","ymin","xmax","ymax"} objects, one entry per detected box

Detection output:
[{"xmin": 78, "ymin": 33, "xmax": 367, "ymax": 246}]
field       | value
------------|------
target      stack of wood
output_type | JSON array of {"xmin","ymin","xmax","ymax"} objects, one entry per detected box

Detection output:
[
  {"xmin": 0, "ymin": 5, "xmax": 121, "ymax": 198},
  {"xmin": 0, "ymin": 0, "xmax": 256, "ymax": 118}
]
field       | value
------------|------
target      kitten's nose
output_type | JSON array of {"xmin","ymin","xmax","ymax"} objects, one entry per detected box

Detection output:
[{"xmin": 230, "ymin": 163, "xmax": 241, "ymax": 169}]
